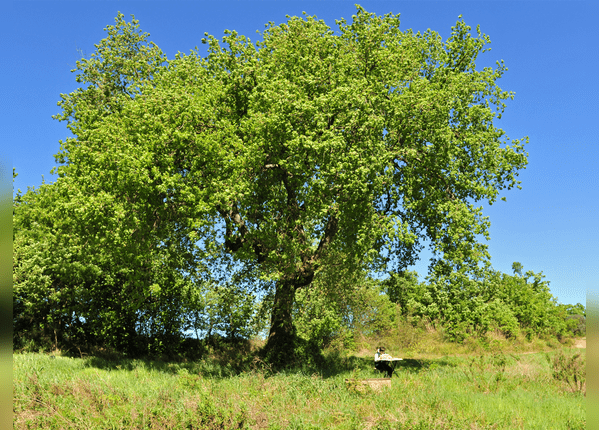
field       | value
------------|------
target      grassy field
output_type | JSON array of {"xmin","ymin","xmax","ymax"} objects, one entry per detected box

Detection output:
[{"xmin": 13, "ymin": 341, "xmax": 585, "ymax": 429}]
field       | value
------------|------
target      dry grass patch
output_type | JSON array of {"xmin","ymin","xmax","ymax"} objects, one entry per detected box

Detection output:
[{"xmin": 345, "ymin": 377, "xmax": 391, "ymax": 393}]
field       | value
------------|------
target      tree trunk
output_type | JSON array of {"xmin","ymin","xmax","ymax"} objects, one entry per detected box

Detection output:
[{"xmin": 263, "ymin": 278, "xmax": 299, "ymax": 366}]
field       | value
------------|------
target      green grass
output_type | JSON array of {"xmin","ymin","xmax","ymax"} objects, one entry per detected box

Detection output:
[{"xmin": 14, "ymin": 345, "xmax": 585, "ymax": 429}]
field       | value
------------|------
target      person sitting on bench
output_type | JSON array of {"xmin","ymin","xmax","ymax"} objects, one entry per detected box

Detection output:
[{"xmin": 374, "ymin": 347, "xmax": 394, "ymax": 378}]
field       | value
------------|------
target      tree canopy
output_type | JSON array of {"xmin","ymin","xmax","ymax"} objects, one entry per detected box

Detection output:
[{"xmin": 14, "ymin": 8, "xmax": 529, "ymax": 363}]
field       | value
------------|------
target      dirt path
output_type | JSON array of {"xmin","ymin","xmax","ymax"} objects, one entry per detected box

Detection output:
[{"xmin": 512, "ymin": 338, "xmax": 586, "ymax": 355}]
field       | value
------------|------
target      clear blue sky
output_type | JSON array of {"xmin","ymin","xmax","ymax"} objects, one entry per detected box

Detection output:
[{"xmin": 2, "ymin": 1, "xmax": 596, "ymax": 307}]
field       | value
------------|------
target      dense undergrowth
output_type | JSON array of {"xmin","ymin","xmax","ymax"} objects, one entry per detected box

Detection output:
[{"xmin": 14, "ymin": 333, "xmax": 585, "ymax": 430}]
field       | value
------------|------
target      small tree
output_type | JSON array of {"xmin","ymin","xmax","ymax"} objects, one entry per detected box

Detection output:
[{"xmin": 512, "ymin": 262, "xmax": 523, "ymax": 277}]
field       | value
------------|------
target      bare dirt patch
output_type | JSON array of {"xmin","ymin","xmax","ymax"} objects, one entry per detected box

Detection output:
[{"xmin": 574, "ymin": 338, "xmax": 586, "ymax": 349}]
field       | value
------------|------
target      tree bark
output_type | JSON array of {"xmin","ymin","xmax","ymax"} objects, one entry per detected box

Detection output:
[
  {"xmin": 263, "ymin": 273, "xmax": 314, "ymax": 366},
  {"xmin": 264, "ymin": 278, "xmax": 297, "ymax": 365}
]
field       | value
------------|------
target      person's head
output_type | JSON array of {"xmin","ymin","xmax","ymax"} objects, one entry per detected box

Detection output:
[{"xmin": 378, "ymin": 347, "xmax": 385, "ymax": 353}]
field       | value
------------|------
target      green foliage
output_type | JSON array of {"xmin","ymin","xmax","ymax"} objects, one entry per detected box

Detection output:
[
  {"xmin": 13, "ymin": 13, "xmax": 194, "ymax": 357},
  {"xmin": 547, "ymin": 350, "xmax": 586, "ymax": 394},
  {"xmin": 12, "ymin": 177, "xmax": 195, "ymax": 356},
  {"xmin": 511, "ymin": 261, "xmax": 523, "ymax": 276},
  {"xmin": 350, "ymin": 280, "xmax": 398, "ymax": 340},
  {"xmin": 563, "ymin": 303, "xmax": 586, "ymax": 318},
  {"xmin": 485, "ymin": 298, "xmax": 520, "ymax": 338},
  {"xmin": 556, "ymin": 303, "xmax": 586, "ymax": 336},
  {"xmin": 294, "ymin": 285, "xmax": 343, "ymax": 349},
  {"xmin": 564, "ymin": 314, "xmax": 586, "ymax": 336},
  {"xmin": 289, "ymin": 259, "xmax": 581, "ymax": 352},
  {"xmin": 294, "ymin": 265, "xmax": 399, "ymax": 351},
  {"xmin": 186, "ymin": 280, "xmax": 267, "ymax": 342},
  {"xmin": 52, "ymin": 12, "xmax": 167, "ymax": 136},
  {"xmin": 16, "ymin": 8, "xmax": 531, "ymax": 362},
  {"xmin": 378, "ymin": 263, "xmax": 581, "ymax": 344},
  {"xmin": 383, "ymin": 270, "xmax": 426, "ymax": 316}
]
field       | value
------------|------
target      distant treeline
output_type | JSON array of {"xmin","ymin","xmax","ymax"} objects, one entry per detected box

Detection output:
[{"xmin": 294, "ymin": 265, "xmax": 586, "ymax": 353}]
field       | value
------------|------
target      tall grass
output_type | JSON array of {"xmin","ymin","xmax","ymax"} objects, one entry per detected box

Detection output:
[{"xmin": 14, "ymin": 342, "xmax": 585, "ymax": 429}]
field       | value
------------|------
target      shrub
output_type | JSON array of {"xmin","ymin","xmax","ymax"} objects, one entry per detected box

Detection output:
[
  {"xmin": 547, "ymin": 350, "xmax": 586, "ymax": 394},
  {"xmin": 565, "ymin": 314, "xmax": 586, "ymax": 336}
]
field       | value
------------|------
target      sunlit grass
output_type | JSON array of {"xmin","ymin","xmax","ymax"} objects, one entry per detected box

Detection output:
[{"xmin": 14, "ymin": 343, "xmax": 585, "ymax": 429}]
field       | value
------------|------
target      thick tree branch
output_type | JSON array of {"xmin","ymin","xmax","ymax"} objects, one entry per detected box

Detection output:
[{"xmin": 216, "ymin": 204, "xmax": 268, "ymax": 263}]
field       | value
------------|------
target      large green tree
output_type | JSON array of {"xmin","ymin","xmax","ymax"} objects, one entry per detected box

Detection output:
[{"xmin": 42, "ymin": 8, "xmax": 527, "ymax": 362}]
